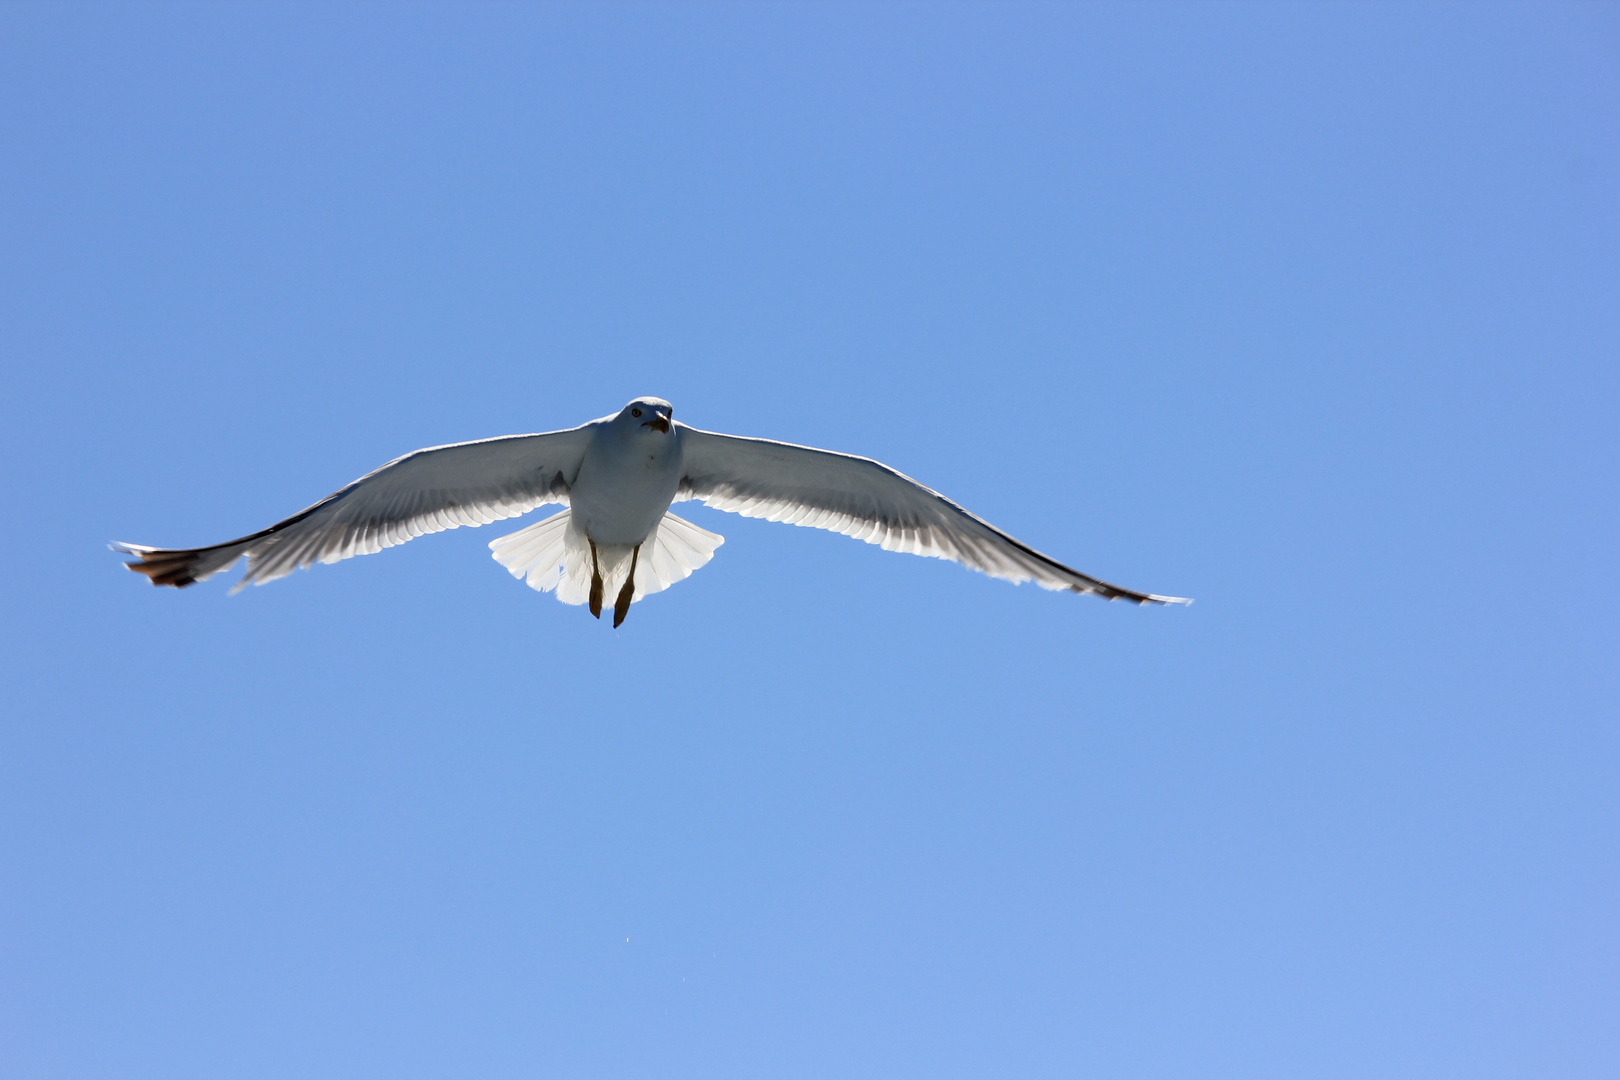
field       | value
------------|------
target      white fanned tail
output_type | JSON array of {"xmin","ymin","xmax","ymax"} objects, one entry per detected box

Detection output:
[{"xmin": 489, "ymin": 510, "xmax": 725, "ymax": 606}]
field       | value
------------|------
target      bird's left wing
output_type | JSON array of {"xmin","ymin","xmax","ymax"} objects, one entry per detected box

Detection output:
[
  {"xmin": 676, "ymin": 423, "xmax": 1188, "ymax": 605},
  {"xmin": 114, "ymin": 426, "xmax": 595, "ymax": 590}
]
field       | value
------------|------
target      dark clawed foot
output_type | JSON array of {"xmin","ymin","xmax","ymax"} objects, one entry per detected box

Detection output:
[
  {"xmin": 612, "ymin": 544, "xmax": 641, "ymax": 629},
  {"xmin": 588, "ymin": 539, "xmax": 603, "ymax": 619}
]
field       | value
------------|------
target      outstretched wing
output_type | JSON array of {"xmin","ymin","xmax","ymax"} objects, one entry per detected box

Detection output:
[
  {"xmin": 675, "ymin": 424, "xmax": 1188, "ymax": 605},
  {"xmin": 114, "ymin": 426, "xmax": 596, "ymax": 590}
]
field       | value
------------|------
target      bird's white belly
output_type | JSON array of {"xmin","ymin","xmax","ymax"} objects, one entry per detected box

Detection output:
[{"xmin": 568, "ymin": 429, "xmax": 683, "ymax": 545}]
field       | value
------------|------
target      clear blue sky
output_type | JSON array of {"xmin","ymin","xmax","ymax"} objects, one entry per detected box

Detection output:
[{"xmin": 1, "ymin": 3, "xmax": 1614, "ymax": 1077}]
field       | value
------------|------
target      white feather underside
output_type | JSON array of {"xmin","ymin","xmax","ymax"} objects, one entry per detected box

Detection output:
[{"xmin": 489, "ymin": 509, "xmax": 724, "ymax": 605}]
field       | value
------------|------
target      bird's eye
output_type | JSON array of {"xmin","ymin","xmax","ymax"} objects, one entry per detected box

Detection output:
[{"xmin": 632, "ymin": 408, "xmax": 642, "ymax": 417}]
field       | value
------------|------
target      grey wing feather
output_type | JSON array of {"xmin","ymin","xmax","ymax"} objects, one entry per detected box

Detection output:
[
  {"xmin": 675, "ymin": 424, "xmax": 1188, "ymax": 605},
  {"xmin": 113, "ymin": 426, "xmax": 594, "ymax": 590}
]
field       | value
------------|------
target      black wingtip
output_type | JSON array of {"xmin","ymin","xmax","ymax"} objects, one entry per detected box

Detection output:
[
  {"xmin": 112, "ymin": 542, "xmax": 203, "ymax": 588},
  {"xmin": 1069, "ymin": 583, "xmax": 1192, "ymax": 606}
]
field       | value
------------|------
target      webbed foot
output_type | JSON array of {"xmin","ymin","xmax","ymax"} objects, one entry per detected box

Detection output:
[
  {"xmin": 612, "ymin": 544, "xmax": 640, "ymax": 628},
  {"xmin": 588, "ymin": 539, "xmax": 604, "ymax": 619}
]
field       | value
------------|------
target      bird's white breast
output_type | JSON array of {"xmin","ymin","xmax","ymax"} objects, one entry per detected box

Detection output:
[{"xmin": 568, "ymin": 422, "xmax": 684, "ymax": 545}]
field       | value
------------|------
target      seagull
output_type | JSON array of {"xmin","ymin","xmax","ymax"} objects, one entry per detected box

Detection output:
[{"xmin": 114, "ymin": 397, "xmax": 1189, "ymax": 626}]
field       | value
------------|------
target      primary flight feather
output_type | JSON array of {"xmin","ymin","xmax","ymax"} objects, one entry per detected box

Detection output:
[{"xmin": 114, "ymin": 397, "xmax": 1189, "ymax": 626}]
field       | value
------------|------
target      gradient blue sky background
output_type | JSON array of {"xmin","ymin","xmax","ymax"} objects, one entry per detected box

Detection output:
[{"xmin": 1, "ymin": 4, "xmax": 1615, "ymax": 1077}]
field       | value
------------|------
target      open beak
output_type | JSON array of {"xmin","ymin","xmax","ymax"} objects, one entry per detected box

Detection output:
[{"xmin": 641, "ymin": 413, "xmax": 670, "ymax": 433}]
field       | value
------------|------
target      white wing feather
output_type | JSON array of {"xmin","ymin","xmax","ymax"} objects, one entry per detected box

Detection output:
[
  {"xmin": 675, "ymin": 424, "xmax": 1188, "ymax": 605},
  {"xmin": 114, "ymin": 426, "xmax": 596, "ymax": 590}
]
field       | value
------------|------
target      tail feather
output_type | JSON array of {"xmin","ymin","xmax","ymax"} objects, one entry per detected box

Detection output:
[
  {"xmin": 639, "ymin": 511, "xmax": 725, "ymax": 595},
  {"xmin": 489, "ymin": 510, "xmax": 723, "ymax": 607}
]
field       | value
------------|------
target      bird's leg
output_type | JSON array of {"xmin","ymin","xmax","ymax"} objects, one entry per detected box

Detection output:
[
  {"xmin": 612, "ymin": 544, "xmax": 640, "ymax": 628},
  {"xmin": 588, "ymin": 539, "xmax": 604, "ymax": 619}
]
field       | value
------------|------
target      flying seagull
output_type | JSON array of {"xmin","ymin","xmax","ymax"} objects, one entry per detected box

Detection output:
[{"xmin": 114, "ymin": 397, "xmax": 1189, "ymax": 626}]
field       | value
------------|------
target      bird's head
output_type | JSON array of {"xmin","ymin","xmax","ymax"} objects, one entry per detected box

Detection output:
[{"xmin": 620, "ymin": 397, "xmax": 672, "ymax": 434}]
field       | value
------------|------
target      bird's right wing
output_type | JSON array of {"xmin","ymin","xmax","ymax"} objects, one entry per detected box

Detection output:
[
  {"xmin": 676, "ymin": 424, "xmax": 1188, "ymax": 605},
  {"xmin": 114, "ymin": 425, "xmax": 596, "ymax": 590}
]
